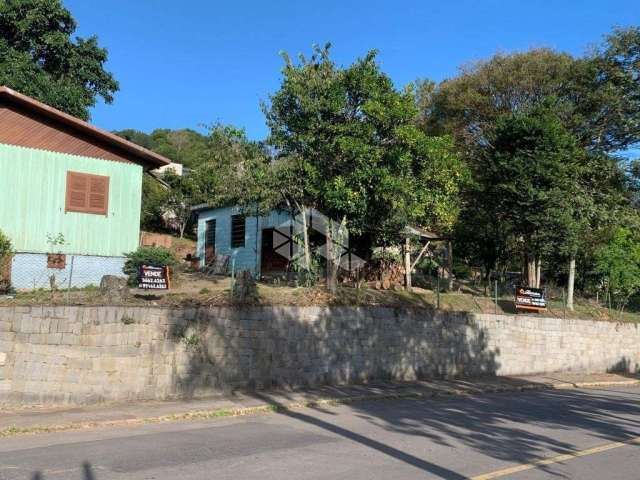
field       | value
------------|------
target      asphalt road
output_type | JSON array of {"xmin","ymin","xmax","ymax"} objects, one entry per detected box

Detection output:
[{"xmin": 0, "ymin": 385, "xmax": 638, "ymax": 480}]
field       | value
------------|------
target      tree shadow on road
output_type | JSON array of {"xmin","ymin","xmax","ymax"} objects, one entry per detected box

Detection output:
[
  {"xmin": 31, "ymin": 461, "xmax": 95, "ymax": 480},
  {"xmin": 169, "ymin": 306, "xmax": 640, "ymax": 479}
]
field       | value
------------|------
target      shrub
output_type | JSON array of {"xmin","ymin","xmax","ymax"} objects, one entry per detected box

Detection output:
[
  {"xmin": 594, "ymin": 227, "xmax": 640, "ymax": 313},
  {"xmin": 123, "ymin": 246, "xmax": 177, "ymax": 286},
  {"xmin": 0, "ymin": 230, "xmax": 14, "ymax": 293},
  {"xmin": 0, "ymin": 229, "xmax": 12, "ymax": 259}
]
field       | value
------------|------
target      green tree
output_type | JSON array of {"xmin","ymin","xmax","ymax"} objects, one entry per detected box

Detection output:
[
  {"xmin": 425, "ymin": 49, "xmax": 575, "ymax": 144},
  {"xmin": 427, "ymin": 28, "xmax": 639, "ymax": 298},
  {"xmin": 476, "ymin": 106, "xmax": 583, "ymax": 287},
  {"xmin": 0, "ymin": 229, "xmax": 13, "ymax": 292},
  {"xmin": 628, "ymin": 158, "xmax": 640, "ymax": 209},
  {"xmin": 264, "ymin": 46, "xmax": 466, "ymax": 290},
  {"xmin": 0, "ymin": 0, "xmax": 118, "ymax": 120},
  {"xmin": 120, "ymin": 124, "xmax": 268, "ymax": 235},
  {"xmin": 115, "ymin": 128, "xmax": 210, "ymax": 168},
  {"xmin": 423, "ymin": 27, "xmax": 640, "ymax": 154},
  {"xmin": 264, "ymin": 45, "xmax": 466, "ymax": 291},
  {"xmin": 594, "ymin": 227, "xmax": 640, "ymax": 314},
  {"xmin": 162, "ymin": 171, "xmax": 201, "ymax": 239},
  {"xmin": 580, "ymin": 27, "xmax": 640, "ymax": 152},
  {"xmin": 140, "ymin": 175, "xmax": 169, "ymax": 232}
]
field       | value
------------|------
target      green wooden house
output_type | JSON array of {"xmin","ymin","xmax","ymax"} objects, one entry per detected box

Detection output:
[{"xmin": 0, "ymin": 87, "xmax": 170, "ymax": 289}]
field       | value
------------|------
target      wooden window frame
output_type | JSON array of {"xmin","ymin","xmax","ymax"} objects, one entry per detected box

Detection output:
[
  {"xmin": 65, "ymin": 171, "xmax": 110, "ymax": 216},
  {"xmin": 230, "ymin": 214, "xmax": 246, "ymax": 248}
]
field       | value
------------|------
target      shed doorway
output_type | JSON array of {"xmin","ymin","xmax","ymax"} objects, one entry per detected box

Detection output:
[
  {"xmin": 204, "ymin": 219, "xmax": 216, "ymax": 265},
  {"xmin": 260, "ymin": 228, "xmax": 289, "ymax": 274}
]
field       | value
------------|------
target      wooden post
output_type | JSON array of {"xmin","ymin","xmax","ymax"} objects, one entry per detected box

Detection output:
[
  {"xmin": 447, "ymin": 240, "xmax": 454, "ymax": 291},
  {"xmin": 404, "ymin": 236, "xmax": 411, "ymax": 291},
  {"xmin": 567, "ymin": 257, "xmax": 575, "ymax": 311},
  {"xmin": 326, "ymin": 223, "xmax": 337, "ymax": 294}
]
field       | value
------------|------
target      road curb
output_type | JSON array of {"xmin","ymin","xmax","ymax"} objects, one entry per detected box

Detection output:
[{"xmin": 0, "ymin": 379, "xmax": 637, "ymax": 438}]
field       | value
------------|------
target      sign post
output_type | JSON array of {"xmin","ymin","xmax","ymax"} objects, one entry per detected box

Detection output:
[
  {"xmin": 515, "ymin": 285, "xmax": 547, "ymax": 312},
  {"xmin": 138, "ymin": 265, "xmax": 170, "ymax": 290}
]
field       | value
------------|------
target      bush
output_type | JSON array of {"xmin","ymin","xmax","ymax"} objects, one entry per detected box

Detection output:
[
  {"xmin": 0, "ymin": 230, "xmax": 14, "ymax": 293},
  {"xmin": 594, "ymin": 227, "xmax": 640, "ymax": 313},
  {"xmin": 123, "ymin": 246, "xmax": 177, "ymax": 286},
  {"xmin": 0, "ymin": 229, "xmax": 12, "ymax": 259}
]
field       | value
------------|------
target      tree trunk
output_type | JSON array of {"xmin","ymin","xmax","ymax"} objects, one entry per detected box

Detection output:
[
  {"xmin": 404, "ymin": 236, "xmax": 412, "ymax": 291},
  {"xmin": 567, "ymin": 256, "xmax": 576, "ymax": 311},
  {"xmin": 297, "ymin": 204, "xmax": 311, "ymax": 271},
  {"xmin": 525, "ymin": 255, "xmax": 536, "ymax": 287},
  {"xmin": 326, "ymin": 223, "xmax": 337, "ymax": 294},
  {"xmin": 535, "ymin": 257, "xmax": 541, "ymax": 288},
  {"xmin": 446, "ymin": 240, "xmax": 454, "ymax": 291}
]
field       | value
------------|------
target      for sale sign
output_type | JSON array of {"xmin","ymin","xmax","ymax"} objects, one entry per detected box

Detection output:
[
  {"xmin": 515, "ymin": 285, "xmax": 546, "ymax": 311},
  {"xmin": 138, "ymin": 265, "xmax": 170, "ymax": 290}
]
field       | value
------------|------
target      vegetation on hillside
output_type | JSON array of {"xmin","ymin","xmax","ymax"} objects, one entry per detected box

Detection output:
[
  {"xmin": 2, "ymin": 0, "xmax": 639, "ymax": 313},
  {"xmin": 114, "ymin": 27, "xmax": 640, "ymax": 311}
]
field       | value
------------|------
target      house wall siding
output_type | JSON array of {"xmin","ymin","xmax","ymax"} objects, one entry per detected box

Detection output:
[
  {"xmin": 0, "ymin": 143, "xmax": 142, "ymax": 257},
  {"xmin": 196, "ymin": 206, "xmax": 292, "ymax": 274}
]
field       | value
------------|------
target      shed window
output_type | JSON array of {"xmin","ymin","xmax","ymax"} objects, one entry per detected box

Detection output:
[
  {"xmin": 230, "ymin": 214, "xmax": 245, "ymax": 248},
  {"xmin": 65, "ymin": 171, "xmax": 109, "ymax": 215}
]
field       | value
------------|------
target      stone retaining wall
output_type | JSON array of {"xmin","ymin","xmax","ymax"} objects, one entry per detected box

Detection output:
[{"xmin": 0, "ymin": 306, "xmax": 637, "ymax": 406}]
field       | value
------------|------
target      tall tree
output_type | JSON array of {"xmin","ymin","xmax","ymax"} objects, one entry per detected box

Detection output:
[
  {"xmin": 0, "ymin": 0, "xmax": 118, "ymax": 119},
  {"xmin": 426, "ymin": 27, "xmax": 639, "ymax": 297},
  {"xmin": 423, "ymin": 27, "xmax": 640, "ymax": 154},
  {"xmin": 594, "ymin": 227, "xmax": 640, "ymax": 314},
  {"xmin": 264, "ymin": 45, "xmax": 466, "ymax": 291},
  {"xmin": 476, "ymin": 106, "xmax": 583, "ymax": 287}
]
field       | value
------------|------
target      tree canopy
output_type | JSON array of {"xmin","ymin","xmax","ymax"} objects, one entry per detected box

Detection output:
[
  {"xmin": 264, "ymin": 44, "xmax": 466, "ymax": 250},
  {"xmin": 0, "ymin": 0, "xmax": 118, "ymax": 120},
  {"xmin": 421, "ymin": 27, "xmax": 640, "ymax": 154}
]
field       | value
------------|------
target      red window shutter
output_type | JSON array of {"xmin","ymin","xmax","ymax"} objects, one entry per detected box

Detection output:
[
  {"xmin": 88, "ymin": 176, "xmax": 109, "ymax": 214},
  {"xmin": 65, "ymin": 171, "xmax": 109, "ymax": 215}
]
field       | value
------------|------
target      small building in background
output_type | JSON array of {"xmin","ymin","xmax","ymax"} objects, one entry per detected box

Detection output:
[
  {"xmin": 193, "ymin": 205, "xmax": 294, "ymax": 277},
  {"xmin": 0, "ymin": 87, "xmax": 171, "ymax": 289},
  {"xmin": 152, "ymin": 162, "xmax": 183, "ymax": 177}
]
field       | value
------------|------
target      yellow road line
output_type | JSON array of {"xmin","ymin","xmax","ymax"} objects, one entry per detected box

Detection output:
[{"xmin": 470, "ymin": 436, "xmax": 640, "ymax": 480}]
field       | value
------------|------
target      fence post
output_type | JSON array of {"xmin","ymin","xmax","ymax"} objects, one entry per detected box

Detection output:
[{"xmin": 66, "ymin": 255, "xmax": 74, "ymax": 304}]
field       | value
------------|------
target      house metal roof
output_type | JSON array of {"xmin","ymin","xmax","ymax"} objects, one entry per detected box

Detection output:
[{"xmin": 0, "ymin": 86, "xmax": 171, "ymax": 169}]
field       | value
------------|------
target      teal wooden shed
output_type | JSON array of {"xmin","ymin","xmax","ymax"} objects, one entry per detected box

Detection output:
[{"xmin": 194, "ymin": 205, "xmax": 294, "ymax": 277}]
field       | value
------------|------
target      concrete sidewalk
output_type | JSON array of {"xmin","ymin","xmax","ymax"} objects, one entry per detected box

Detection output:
[{"xmin": 0, "ymin": 373, "xmax": 637, "ymax": 437}]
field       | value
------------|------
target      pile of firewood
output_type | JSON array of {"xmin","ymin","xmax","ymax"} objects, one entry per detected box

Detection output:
[{"xmin": 362, "ymin": 259, "xmax": 405, "ymax": 290}]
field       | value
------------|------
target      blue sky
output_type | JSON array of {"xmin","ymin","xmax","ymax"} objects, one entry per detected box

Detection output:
[{"xmin": 66, "ymin": 0, "xmax": 639, "ymax": 144}]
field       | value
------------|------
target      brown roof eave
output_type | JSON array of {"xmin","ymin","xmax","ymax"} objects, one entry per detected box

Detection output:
[{"xmin": 0, "ymin": 86, "xmax": 171, "ymax": 169}]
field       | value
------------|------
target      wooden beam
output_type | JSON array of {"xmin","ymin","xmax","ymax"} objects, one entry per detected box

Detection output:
[
  {"xmin": 404, "ymin": 236, "xmax": 412, "ymax": 291},
  {"xmin": 411, "ymin": 241, "xmax": 431, "ymax": 271}
]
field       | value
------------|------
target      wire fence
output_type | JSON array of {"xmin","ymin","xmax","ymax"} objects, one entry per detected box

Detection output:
[
  {"xmin": 0, "ymin": 254, "xmax": 636, "ymax": 324},
  {"xmin": 0, "ymin": 252, "xmax": 127, "ymax": 304},
  {"xmin": 7, "ymin": 253, "xmax": 126, "ymax": 290}
]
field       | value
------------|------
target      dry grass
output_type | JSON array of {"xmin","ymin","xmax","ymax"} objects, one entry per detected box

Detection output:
[{"xmin": 1, "ymin": 271, "xmax": 638, "ymax": 323}]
